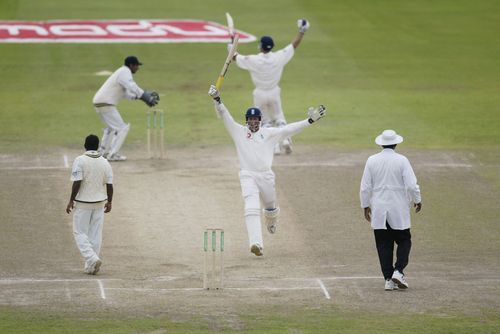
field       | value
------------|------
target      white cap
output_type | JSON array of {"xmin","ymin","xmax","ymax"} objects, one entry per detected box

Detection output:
[{"xmin": 375, "ymin": 129, "xmax": 403, "ymax": 146}]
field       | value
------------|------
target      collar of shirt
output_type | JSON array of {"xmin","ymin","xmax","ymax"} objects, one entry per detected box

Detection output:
[{"xmin": 85, "ymin": 150, "xmax": 101, "ymax": 158}]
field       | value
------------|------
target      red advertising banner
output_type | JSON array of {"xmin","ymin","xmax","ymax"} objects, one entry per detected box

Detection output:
[{"xmin": 0, "ymin": 19, "xmax": 256, "ymax": 43}]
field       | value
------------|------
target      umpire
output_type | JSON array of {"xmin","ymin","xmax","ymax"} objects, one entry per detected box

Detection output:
[{"xmin": 360, "ymin": 130, "xmax": 422, "ymax": 291}]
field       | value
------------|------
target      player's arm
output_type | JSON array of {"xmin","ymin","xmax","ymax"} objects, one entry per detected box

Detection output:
[
  {"xmin": 117, "ymin": 70, "xmax": 144, "ymax": 99},
  {"xmin": 277, "ymin": 105, "xmax": 326, "ymax": 140},
  {"xmin": 208, "ymin": 85, "xmax": 241, "ymax": 135},
  {"xmin": 66, "ymin": 180, "xmax": 81, "ymax": 214},
  {"xmin": 360, "ymin": 161, "xmax": 373, "ymax": 222},
  {"xmin": 292, "ymin": 19, "xmax": 310, "ymax": 49},
  {"xmin": 105, "ymin": 184, "xmax": 113, "ymax": 213}
]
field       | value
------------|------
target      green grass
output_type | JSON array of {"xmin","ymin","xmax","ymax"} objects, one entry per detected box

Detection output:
[
  {"xmin": 0, "ymin": 1, "xmax": 499, "ymax": 333},
  {"xmin": 1, "ymin": 0, "xmax": 499, "ymax": 152},
  {"xmin": 1, "ymin": 306, "xmax": 499, "ymax": 334}
]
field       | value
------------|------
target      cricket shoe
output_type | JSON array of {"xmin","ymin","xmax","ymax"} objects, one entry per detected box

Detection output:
[
  {"xmin": 250, "ymin": 244, "xmax": 263, "ymax": 257},
  {"xmin": 385, "ymin": 279, "xmax": 398, "ymax": 291},
  {"xmin": 87, "ymin": 259, "xmax": 102, "ymax": 275},
  {"xmin": 264, "ymin": 207, "xmax": 280, "ymax": 234},
  {"xmin": 282, "ymin": 138, "xmax": 293, "ymax": 154},
  {"xmin": 391, "ymin": 270, "xmax": 408, "ymax": 289},
  {"xmin": 107, "ymin": 153, "xmax": 127, "ymax": 161}
]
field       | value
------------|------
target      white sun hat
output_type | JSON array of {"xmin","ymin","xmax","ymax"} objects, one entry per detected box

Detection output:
[{"xmin": 375, "ymin": 129, "xmax": 404, "ymax": 146}]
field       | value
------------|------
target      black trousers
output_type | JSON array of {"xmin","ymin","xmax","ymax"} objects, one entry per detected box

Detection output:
[{"xmin": 374, "ymin": 222, "xmax": 412, "ymax": 280}]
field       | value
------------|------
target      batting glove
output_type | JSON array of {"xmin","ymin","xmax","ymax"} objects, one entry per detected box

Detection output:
[
  {"xmin": 308, "ymin": 105, "xmax": 326, "ymax": 123},
  {"xmin": 297, "ymin": 19, "xmax": 310, "ymax": 33},
  {"xmin": 227, "ymin": 43, "xmax": 233, "ymax": 53},
  {"xmin": 208, "ymin": 85, "xmax": 221, "ymax": 103}
]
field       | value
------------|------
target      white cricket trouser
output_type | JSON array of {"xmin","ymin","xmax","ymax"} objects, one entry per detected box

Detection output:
[
  {"xmin": 253, "ymin": 86, "xmax": 287, "ymax": 127},
  {"xmin": 239, "ymin": 170, "xmax": 277, "ymax": 249},
  {"xmin": 95, "ymin": 106, "xmax": 128, "ymax": 131},
  {"xmin": 73, "ymin": 206, "xmax": 104, "ymax": 268},
  {"xmin": 95, "ymin": 106, "xmax": 129, "ymax": 156}
]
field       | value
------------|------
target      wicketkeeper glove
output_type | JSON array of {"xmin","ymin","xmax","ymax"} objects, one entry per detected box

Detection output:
[
  {"xmin": 297, "ymin": 19, "xmax": 310, "ymax": 33},
  {"xmin": 307, "ymin": 105, "xmax": 326, "ymax": 123},
  {"xmin": 140, "ymin": 91, "xmax": 160, "ymax": 107},
  {"xmin": 208, "ymin": 85, "xmax": 221, "ymax": 103}
]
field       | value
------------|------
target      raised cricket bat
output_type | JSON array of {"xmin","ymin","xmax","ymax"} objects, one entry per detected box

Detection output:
[
  {"xmin": 215, "ymin": 33, "xmax": 239, "ymax": 90},
  {"xmin": 226, "ymin": 12, "xmax": 235, "ymax": 42}
]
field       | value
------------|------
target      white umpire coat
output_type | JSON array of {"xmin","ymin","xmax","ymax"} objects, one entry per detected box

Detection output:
[{"xmin": 360, "ymin": 149, "xmax": 421, "ymax": 230}]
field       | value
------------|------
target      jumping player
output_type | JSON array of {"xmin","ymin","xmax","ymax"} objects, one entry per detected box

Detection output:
[
  {"xmin": 229, "ymin": 19, "xmax": 310, "ymax": 155},
  {"xmin": 93, "ymin": 56, "xmax": 159, "ymax": 161},
  {"xmin": 208, "ymin": 85, "xmax": 325, "ymax": 256}
]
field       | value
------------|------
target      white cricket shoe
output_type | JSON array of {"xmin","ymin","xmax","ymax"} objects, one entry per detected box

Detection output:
[
  {"xmin": 385, "ymin": 279, "xmax": 398, "ymax": 291},
  {"xmin": 264, "ymin": 207, "xmax": 280, "ymax": 234},
  {"xmin": 250, "ymin": 244, "xmax": 263, "ymax": 257},
  {"xmin": 282, "ymin": 138, "xmax": 293, "ymax": 154},
  {"xmin": 107, "ymin": 153, "xmax": 127, "ymax": 161},
  {"xmin": 391, "ymin": 270, "xmax": 408, "ymax": 289},
  {"xmin": 87, "ymin": 259, "xmax": 102, "ymax": 275}
]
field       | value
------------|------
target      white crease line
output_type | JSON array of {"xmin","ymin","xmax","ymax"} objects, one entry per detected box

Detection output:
[
  {"xmin": 274, "ymin": 162, "xmax": 473, "ymax": 168},
  {"xmin": 316, "ymin": 279, "xmax": 331, "ymax": 300},
  {"xmin": 63, "ymin": 155, "xmax": 69, "ymax": 168},
  {"xmin": 97, "ymin": 280, "xmax": 106, "ymax": 300},
  {"xmin": 0, "ymin": 166, "xmax": 69, "ymax": 170},
  {"xmin": 0, "ymin": 278, "xmax": 122, "ymax": 284},
  {"xmin": 107, "ymin": 286, "xmax": 321, "ymax": 293},
  {"xmin": 320, "ymin": 276, "xmax": 381, "ymax": 280}
]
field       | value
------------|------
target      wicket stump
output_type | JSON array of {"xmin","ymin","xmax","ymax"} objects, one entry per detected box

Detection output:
[
  {"xmin": 203, "ymin": 228, "xmax": 224, "ymax": 290},
  {"xmin": 147, "ymin": 108, "xmax": 165, "ymax": 159}
]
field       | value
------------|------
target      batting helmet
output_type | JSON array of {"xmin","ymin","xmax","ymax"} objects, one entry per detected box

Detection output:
[
  {"xmin": 259, "ymin": 36, "xmax": 274, "ymax": 51},
  {"xmin": 245, "ymin": 107, "xmax": 262, "ymax": 120}
]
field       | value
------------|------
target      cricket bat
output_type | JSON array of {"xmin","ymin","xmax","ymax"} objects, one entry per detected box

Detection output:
[
  {"xmin": 215, "ymin": 33, "xmax": 239, "ymax": 90},
  {"xmin": 226, "ymin": 12, "xmax": 235, "ymax": 42}
]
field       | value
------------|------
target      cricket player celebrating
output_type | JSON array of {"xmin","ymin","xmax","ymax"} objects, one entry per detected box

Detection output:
[
  {"xmin": 229, "ymin": 19, "xmax": 310, "ymax": 155},
  {"xmin": 208, "ymin": 85, "xmax": 325, "ymax": 256},
  {"xmin": 66, "ymin": 134, "xmax": 113, "ymax": 275},
  {"xmin": 93, "ymin": 56, "xmax": 160, "ymax": 161}
]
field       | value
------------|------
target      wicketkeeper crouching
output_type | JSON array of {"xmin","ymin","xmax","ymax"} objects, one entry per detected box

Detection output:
[{"xmin": 208, "ymin": 84, "xmax": 326, "ymax": 256}]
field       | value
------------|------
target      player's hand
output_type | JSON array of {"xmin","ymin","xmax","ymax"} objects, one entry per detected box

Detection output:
[
  {"xmin": 307, "ymin": 105, "xmax": 326, "ymax": 123},
  {"xmin": 66, "ymin": 200, "xmax": 74, "ymax": 214},
  {"xmin": 414, "ymin": 202, "xmax": 422, "ymax": 213},
  {"xmin": 208, "ymin": 85, "xmax": 220, "ymax": 100},
  {"xmin": 297, "ymin": 19, "xmax": 310, "ymax": 33},
  {"xmin": 227, "ymin": 43, "xmax": 233, "ymax": 53},
  {"xmin": 104, "ymin": 201, "xmax": 112, "ymax": 213},
  {"xmin": 363, "ymin": 207, "xmax": 371, "ymax": 222},
  {"xmin": 140, "ymin": 90, "xmax": 160, "ymax": 107}
]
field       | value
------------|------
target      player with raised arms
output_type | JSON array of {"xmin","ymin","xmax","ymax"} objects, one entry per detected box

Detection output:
[{"xmin": 208, "ymin": 84, "xmax": 326, "ymax": 256}]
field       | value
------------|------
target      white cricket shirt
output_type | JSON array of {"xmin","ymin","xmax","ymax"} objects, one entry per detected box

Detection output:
[
  {"xmin": 215, "ymin": 102, "xmax": 310, "ymax": 172},
  {"xmin": 93, "ymin": 66, "xmax": 144, "ymax": 105},
  {"xmin": 235, "ymin": 44, "xmax": 295, "ymax": 90},
  {"xmin": 360, "ymin": 149, "xmax": 421, "ymax": 230},
  {"xmin": 71, "ymin": 151, "xmax": 113, "ymax": 203}
]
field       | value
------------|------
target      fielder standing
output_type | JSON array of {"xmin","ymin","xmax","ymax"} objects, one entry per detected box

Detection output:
[
  {"xmin": 66, "ymin": 134, "xmax": 113, "ymax": 275},
  {"xmin": 208, "ymin": 85, "xmax": 325, "ymax": 256},
  {"xmin": 230, "ymin": 19, "xmax": 310, "ymax": 155},
  {"xmin": 93, "ymin": 56, "xmax": 159, "ymax": 161},
  {"xmin": 360, "ymin": 130, "xmax": 422, "ymax": 290}
]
